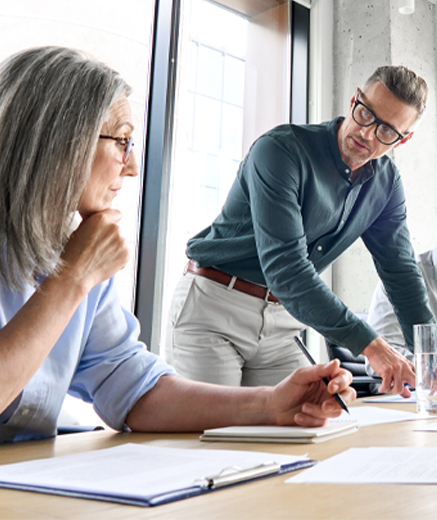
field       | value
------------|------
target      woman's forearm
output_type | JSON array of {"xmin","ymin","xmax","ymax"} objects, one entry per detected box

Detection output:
[
  {"xmin": 0, "ymin": 274, "xmax": 88, "ymax": 413},
  {"xmin": 126, "ymin": 360, "xmax": 356, "ymax": 432},
  {"xmin": 125, "ymin": 375, "xmax": 274, "ymax": 432}
]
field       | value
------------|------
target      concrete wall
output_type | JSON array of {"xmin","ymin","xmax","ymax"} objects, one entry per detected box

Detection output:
[{"xmin": 330, "ymin": 0, "xmax": 437, "ymax": 313}]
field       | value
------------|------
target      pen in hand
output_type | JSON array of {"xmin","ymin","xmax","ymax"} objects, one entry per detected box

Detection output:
[{"xmin": 293, "ymin": 335, "xmax": 350, "ymax": 415}]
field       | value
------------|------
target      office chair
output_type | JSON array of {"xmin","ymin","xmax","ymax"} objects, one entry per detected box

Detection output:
[
  {"xmin": 56, "ymin": 402, "xmax": 105, "ymax": 435},
  {"xmin": 57, "ymin": 425, "xmax": 105, "ymax": 435},
  {"xmin": 325, "ymin": 340, "xmax": 382, "ymax": 398}
]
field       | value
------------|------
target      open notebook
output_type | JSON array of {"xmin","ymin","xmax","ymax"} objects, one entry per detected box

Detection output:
[{"xmin": 201, "ymin": 421, "xmax": 359, "ymax": 444}]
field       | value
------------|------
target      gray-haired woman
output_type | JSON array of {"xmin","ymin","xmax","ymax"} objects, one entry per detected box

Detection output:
[{"xmin": 0, "ymin": 46, "xmax": 355, "ymax": 443}]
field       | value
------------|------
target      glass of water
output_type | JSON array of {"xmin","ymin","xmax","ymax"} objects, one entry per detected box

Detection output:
[{"xmin": 414, "ymin": 323, "xmax": 437, "ymax": 415}]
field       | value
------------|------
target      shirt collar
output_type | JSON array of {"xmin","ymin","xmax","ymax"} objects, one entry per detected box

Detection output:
[{"xmin": 431, "ymin": 247, "xmax": 437, "ymax": 268}]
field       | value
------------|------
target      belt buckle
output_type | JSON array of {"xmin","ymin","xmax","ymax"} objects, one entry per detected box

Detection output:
[{"xmin": 266, "ymin": 289, "xmax": 278, "ymax": 304}]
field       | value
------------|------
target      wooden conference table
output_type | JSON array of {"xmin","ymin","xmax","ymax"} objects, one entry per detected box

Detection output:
[{"xmin": 1, "ymin": 399, "xmax": 437, "ymax": 520}]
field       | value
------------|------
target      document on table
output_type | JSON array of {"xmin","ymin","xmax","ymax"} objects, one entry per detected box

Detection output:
[
  {"xmin": 286, "ymin": 447, "xmax": 437, "ymax": 484},
  {"xmin": 414, "ymin": 421, "xmax": 437, "ymax": 432},
  {"xmin": 0, "ymin": 443, "xmax": 314, "ymax": 507},
  {"xmin": 331, "ymin": 405, "xmax": 430, "ymax": 426},
  {"xmin": 363, "ymin": 391, "xmax": 416, "ymax": 404}
]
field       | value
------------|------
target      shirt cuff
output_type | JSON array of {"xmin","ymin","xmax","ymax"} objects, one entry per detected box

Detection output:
[
  {"xmin": 0, "ymin": 393, "xmax": 22, "ymax": 424},
  {"xmin": 338, "ymin": 319, "xmax": 379, "ymax": 357}
]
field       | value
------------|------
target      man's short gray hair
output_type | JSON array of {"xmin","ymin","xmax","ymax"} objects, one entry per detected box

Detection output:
[
  {"xmin": 364, "ymin": 65, "xmax": 428, "ymax": 117},
  {"xmin": 0, "ymin": 46, "xmax": 132, "ymax": 290}
]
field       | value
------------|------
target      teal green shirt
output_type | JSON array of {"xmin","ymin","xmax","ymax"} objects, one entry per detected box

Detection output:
[{"xmin": 187, "ymin": 118, "xmax": 434, "ymax": 356}]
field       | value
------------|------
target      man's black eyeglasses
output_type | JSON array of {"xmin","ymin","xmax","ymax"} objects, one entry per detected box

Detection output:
[
  {"xmin": 352, "ymin": 90, "xmax": 407, "ymax": 145},
  {"xmin": 99, "ymin": 135, "xmax": 134, "ymax": 164}
]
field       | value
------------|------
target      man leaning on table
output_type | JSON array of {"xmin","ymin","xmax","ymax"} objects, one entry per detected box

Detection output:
[{"xmin": 166, "ymin": 65, "xmax": 435, "ymax": 395}]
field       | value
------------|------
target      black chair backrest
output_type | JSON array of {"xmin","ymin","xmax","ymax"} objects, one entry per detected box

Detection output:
[
  {"xmin": 326, "ymin": 340, "xmax": 381, "ymax": 397},
  {"xmin": 327, "ymin": 344, "xmax": 369, "ymax": 376}
]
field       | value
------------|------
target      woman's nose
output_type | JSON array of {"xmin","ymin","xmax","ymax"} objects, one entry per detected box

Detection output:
[{"xmin": 123, "ymin": 150, "xmax": 139, "ymax": 177}]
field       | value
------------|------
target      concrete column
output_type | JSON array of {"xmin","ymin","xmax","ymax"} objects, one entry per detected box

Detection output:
[
  {"xmin": 331, "ymin": 0, "xmax": 437, "ymax": 313},
  {"xmin": 390, "ymin": 1, "xmax": 437, "ymax": 252}
]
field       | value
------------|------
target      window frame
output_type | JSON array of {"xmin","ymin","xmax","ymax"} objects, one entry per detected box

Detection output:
[{"xmin": 135, "ymin": 0, "xmax": 181, "ymax": 353}]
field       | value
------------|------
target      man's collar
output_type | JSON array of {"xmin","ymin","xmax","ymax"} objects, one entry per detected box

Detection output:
[
  {"xmin": 354, "ymin": 160, "xmax": 375, "ymax": 184},
  {"xmin": 329, "ymin": 116, "xmax": 375, "ymax": 184}
]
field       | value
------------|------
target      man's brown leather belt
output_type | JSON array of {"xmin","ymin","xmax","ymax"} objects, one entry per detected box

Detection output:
[{"xmin": 185, "ymin": 260, "xmax": 279, "ymax": 303}]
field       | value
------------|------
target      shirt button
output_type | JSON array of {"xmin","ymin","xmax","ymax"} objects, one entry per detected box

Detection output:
[
  {"xmin": 317, "ymin": 245, "xmax": 322, "ymax": 251},
  {"xmin": 345, "ymin": 169, "xmax": 350, "ymax": 174},
  {"xmin": 21, "ymin": 408, "xmax": 30, "ymax": 416}
]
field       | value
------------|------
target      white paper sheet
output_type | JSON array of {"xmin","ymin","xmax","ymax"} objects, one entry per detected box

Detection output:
[
  {"xmin": 414, "ymin": 421, "xmax": 437, "ymax": 432},
  {"xmin": 286, "ymin": 447, "xmax": 437, "ymax": 484},
  {"xmin": 363, "ymin": 392, "xmax": 416, "ymax": 404},
  {"xmin": 330, "ymin": 405, "xmax": 429, "ymax": 427}
]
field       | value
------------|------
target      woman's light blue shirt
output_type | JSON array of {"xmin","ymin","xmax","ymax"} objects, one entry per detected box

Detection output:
[{"xmin": 0, "ymin": 277, "xmax": 175, "ymax": 443}]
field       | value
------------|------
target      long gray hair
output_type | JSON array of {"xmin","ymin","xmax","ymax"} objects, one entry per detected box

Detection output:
[{"xmin": 0, "ymin": 46, "xmax": 132, "ymax": 290}]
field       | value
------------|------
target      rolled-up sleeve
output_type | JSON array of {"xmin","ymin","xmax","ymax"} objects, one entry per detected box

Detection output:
[{"xmin": 69, "ymin": 279, "xmax": 176, "ymax": 430}]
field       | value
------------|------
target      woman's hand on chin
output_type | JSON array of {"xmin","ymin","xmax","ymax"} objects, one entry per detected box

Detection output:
[{"xmin": 58, "ymin": 209, "xmax": 129, "ymax": 292}]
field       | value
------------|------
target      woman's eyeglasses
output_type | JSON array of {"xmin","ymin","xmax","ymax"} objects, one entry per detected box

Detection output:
[{"xmin": 99, "ymin": 135, "xmax": 134, "ymax": 164}]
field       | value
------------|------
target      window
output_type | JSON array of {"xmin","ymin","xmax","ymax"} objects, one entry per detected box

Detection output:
[
  {"xmin": 162, "ymin": 0, "xmax": 249, "ymax": 337},
  {"xmin": 156, "ymin": 0, "xmax": 296, "ymax": 357},
  {"xmin": 0, "ymin": 0, "xmax": 155, "ymax": 312}
]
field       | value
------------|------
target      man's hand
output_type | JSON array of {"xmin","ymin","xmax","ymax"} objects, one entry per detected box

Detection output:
[
  {"xmin": 58, "ymin": 209, "xmax": 129, "ymax": 292},
  {"xmin": 268, "ymin": 359, "xmax": 356, "ymax": 427},
  {"xmin": 362, "ymin": 336, "xmax": 415, "ymax": 394}
]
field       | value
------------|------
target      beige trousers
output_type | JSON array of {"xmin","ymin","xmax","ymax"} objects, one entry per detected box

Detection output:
[{"xmin": 165, "ymin": 273, "xmax": 310, "ymax": 386}]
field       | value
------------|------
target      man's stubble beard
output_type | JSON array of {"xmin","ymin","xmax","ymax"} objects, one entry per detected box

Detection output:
[{"xmin": 341, "ymin": 134, "xmax": 372, "ymax": 165}]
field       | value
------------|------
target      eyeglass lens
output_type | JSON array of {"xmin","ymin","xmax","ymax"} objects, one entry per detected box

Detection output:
[
  {"xmin": 352, "ymin": 102, "xmax": 400, "ymax": 145},
  {"xmin": 123, "ymin": 138, "xmax": 134, "ymax": 164}
]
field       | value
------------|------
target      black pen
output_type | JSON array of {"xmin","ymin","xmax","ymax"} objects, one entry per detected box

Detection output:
[{"xmin": 293, "ymin": 335, "xmax": 350, "ymax": 415}]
